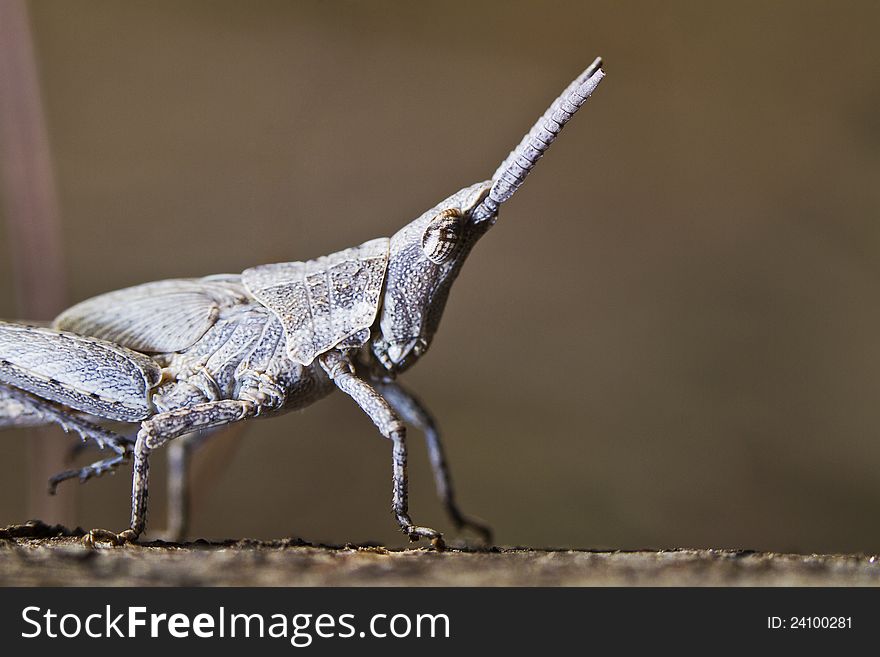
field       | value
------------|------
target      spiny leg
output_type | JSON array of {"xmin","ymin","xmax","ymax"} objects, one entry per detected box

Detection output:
[
  {"xmin": 376, "ymin": 380, "xmax": 492, "ymax": 544},
  {"xmin": 322, "ymin": 352, "xmax": 444, "ymax": 549},
  {"xmin": 0, "ymin": 383, "xmax": 131, "ymax": 451},
  {"xmin": 0, "ymin": 383, "xmax": 134, "ymax": 535},
  {"xmin": 56, "ymin": 427, "xmax": 136, "ymax": 490},
  {"xmin": 84, "ymin": 400, "xmax": 258, "ymax": 547},
  {"xmin": 48, "ymin": 453, "xmax": 128, "ymax": 494},
  {"xmin": 0, "ymin": 383, "xmax": 133, "ymax": 493},
  {"xmin": 46, "ymin": 422, "xmax": 135, "ymax": 493}
]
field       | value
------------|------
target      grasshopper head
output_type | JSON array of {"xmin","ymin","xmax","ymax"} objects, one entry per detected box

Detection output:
[
  {"xmin": 372, "ymin": 181, "xmax": 492, "ymax": 373},
  {"xmin": 372, "ymin": 59, "xmax": 605, "ymax": 374}
]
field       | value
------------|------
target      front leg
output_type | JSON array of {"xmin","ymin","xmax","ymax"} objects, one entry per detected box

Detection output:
[
  {"xmin": 320, "ymin": 351, "xmax": 444, "ymax": 549},
  {"xmin": 375, "ymin": 380, "xmax": 492, "ymax": 544},
  {"xmin": 84, "ymin": 400, "xmax": 257, "ymax": 547}
]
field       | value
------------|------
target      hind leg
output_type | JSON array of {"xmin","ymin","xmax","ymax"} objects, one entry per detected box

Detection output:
[
  {"xmin": 0, "ymin": 383, "xmax": 133, "ymax": 535},
  {"xmin": 0, "ymin": 383, "xmax": 133, "ymax": 492},
  {"xmin": 0, "ymin": 383, "xmax": 132, "ymax": 451},
  {"xmin": 0, "ymin": 384, "xmax": 48, "ymax": 429},
  {"xmin": 48, "ymin": 453, "xmax": 129, "ymax": 494}
]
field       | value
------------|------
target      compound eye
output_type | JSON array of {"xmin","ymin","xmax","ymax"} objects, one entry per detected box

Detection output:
[{"xmin": 421, "ymin": 209, "xmax": 462, "ymax": 264}]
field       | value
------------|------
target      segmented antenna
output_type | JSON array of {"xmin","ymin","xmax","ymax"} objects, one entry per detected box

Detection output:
[{"xmin": 471, "ymin": 57, "xmax": 605, "ymax": 222}]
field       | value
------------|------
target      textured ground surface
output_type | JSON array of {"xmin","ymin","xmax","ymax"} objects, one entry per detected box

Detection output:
[{"xmin": 2, "ymin": 522, "xmax": 879, "ymax": 586}]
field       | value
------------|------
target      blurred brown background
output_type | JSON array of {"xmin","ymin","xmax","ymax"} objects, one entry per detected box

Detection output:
[{"xmin": 1, "ymin": 0, "xmax": 879, "ymax": 552}]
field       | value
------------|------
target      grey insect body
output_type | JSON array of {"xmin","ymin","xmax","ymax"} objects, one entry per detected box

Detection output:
[{"xmin": 0, "ymin": 59, "xmax": 605, "ymax": 547}]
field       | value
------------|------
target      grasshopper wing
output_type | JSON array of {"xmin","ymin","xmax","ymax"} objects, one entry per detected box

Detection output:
[
  {"xmin": 0, "ymin": 321, "xmax": 161, "ymax": 422},
  {"xmin": 243, "ymin": 238, "xmax": 389, "ymax": 365},
  {"xmin": 54, "ymin": 278, "xmax": 250, "ymax": 354}
]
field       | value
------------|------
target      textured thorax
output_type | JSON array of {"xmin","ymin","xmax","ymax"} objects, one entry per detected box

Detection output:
[
  {"xmin": 242, "ymin": 238, "xmax": 389, "ymax": 367},
  {"xmin": 152, "ymin": 302, "xmax": 334, "ymax": 415}
]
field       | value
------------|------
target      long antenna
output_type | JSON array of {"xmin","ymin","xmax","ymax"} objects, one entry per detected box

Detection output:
[{"xmin": 471, "ymin": 57, "xmax": 605, "ymax": 222}]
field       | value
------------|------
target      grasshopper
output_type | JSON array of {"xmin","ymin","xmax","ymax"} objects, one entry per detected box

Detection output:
[{"xmin": 0, "ymin": 58, "xmax": 605, "ymax": 548}]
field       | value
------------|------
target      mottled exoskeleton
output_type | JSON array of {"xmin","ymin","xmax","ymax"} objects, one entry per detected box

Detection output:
[{"xmin": 0, "ymin": 59, "xmax": 605, "ymax": 547}]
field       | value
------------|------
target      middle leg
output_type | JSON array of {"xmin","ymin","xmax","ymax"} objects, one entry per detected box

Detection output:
[{"xmin": 85, "ymin": 399, "xmax": 258, "ymax": 546}]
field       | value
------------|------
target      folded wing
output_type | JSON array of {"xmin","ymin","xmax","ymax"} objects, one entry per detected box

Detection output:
[{"xmin": 54, "ymin": 277, "xmax": 251, "ymax": 354}]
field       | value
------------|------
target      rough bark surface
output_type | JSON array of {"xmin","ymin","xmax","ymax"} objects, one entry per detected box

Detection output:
[{"xmin": 1, "ymin": 522, "xmax": 878, "ymax": 586}]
